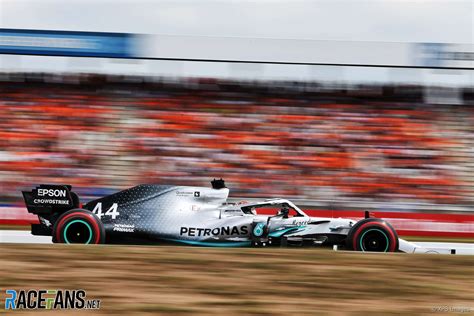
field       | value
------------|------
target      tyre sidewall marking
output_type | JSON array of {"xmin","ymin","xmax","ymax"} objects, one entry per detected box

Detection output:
[
  {"xmin": 359, "ymin": 228, "xmax": 389, "ymax": 252},
  {"xmin": 63, "ymin": 219, "xmax": 93, "ymax": 244}
]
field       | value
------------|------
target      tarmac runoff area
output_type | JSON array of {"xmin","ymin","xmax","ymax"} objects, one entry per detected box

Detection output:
[{"xmin": 0, "ymin": 230, "xmax": 473, "ymax": 255}]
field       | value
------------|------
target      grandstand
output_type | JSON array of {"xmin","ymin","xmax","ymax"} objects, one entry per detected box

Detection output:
[{"xmin": 0, "ymin": 73, "xmax": 472, "ymax": 212}]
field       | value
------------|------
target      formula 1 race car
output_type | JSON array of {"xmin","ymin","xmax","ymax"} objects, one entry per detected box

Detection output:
[{"xmin": 22, "ymin": 179, "xmax": 400, "ymax": 252}]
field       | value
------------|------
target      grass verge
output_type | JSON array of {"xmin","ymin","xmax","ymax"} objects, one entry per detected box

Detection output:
[{"xmin": 1, "ymin": 244, "xmax": 473, "ymax": 315}]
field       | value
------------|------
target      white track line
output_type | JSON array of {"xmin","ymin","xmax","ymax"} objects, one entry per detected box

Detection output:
[
  {"xmin": 411, "ymin": 241, "xmax": 474, "ymax": 255},
  {"xmin": 0, "ymin": 230, "xmax": 52, "ymax": 244},
  {"xmin": 1, "ymin": 230, "xmax": 473, "ymax": 255}
]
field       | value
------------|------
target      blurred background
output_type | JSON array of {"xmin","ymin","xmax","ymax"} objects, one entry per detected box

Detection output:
[{"xmin": 0, "ymin": 0, "xmax": 472, "ymax": 237}]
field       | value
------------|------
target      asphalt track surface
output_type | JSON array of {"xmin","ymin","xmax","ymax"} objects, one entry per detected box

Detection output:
[{"xmin": 1, "ymin": 230, "xmax": 473, "ymax": 255}]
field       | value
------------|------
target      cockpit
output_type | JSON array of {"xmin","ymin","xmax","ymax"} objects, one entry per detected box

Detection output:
[{"xmin": 240, "ymin": 200, "xmax": 307, "ymax": 218}]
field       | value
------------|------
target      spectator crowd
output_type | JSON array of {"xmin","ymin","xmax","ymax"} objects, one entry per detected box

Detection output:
[{"xmin": 1, "ymin": 74, "xmax": 472, "ymax": 208}]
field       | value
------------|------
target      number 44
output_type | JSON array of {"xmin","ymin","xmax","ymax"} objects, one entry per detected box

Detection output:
[{"xmin": 91, "ymin": 203, "xmax": 120, "ymax": 219}]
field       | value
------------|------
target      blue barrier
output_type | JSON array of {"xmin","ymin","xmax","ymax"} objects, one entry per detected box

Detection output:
[{"xmin": 0, "ymin": 29, "xmax": 134, "ymax": 58}]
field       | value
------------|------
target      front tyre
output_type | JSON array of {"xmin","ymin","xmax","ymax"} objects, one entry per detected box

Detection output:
[
  {"xmin": 53, "ymin": 209, "xmax": 105, "ymax": 244},
  {"xmin": 345, "ymin": 218, "xmax": 398, "ymax": 252}
]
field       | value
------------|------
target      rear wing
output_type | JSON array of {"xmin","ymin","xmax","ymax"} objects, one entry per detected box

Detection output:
[{"xmin": 22, "ymin": 184, "xmax": 77, "ymax": 216}]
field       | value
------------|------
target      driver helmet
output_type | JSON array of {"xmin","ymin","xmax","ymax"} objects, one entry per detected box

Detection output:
[
  {"xmin": 278, "ymin": 207, "xmax": 290, "ymax": 218},
  {"xmin": 250, "ymin": 207, "xmax": 257, "ymax": 215}
]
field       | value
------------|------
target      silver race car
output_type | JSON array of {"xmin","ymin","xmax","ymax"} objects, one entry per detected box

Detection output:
[{"xmin": 23, "ymin": 179, "xmax": 402, "ymax": 252}]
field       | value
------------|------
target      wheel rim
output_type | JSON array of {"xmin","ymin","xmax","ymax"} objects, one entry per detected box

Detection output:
[
  {"xmin": 359, "ymin": 228, "xmax": 389, "ymax": 252},
  {"xmin": 63, "ymin": 219, "xmax": 93, "ymax": 244}
]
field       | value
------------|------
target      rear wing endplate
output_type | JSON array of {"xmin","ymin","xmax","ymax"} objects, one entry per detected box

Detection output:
[{"xmin": 22, "ymin": 184, "xmax": 74, "ymax": 215}]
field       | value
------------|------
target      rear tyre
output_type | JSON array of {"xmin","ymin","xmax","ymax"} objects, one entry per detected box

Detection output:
[
  {"xmin": 345, "ymin": 218, "xmax": 398, "ymax": 252},
  {"xmin": 53, "ymin": 209, "xmax": 105, "ymax": 244}
]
